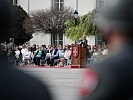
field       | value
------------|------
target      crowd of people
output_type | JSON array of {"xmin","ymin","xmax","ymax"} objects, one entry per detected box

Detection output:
[
  {"xmin": 13, "ymin": 44, "xmax": 69, "ymax": 66},
  {"xmin": 1, "ymin": 40, "xmax": 109, "ymax": 67},
  {"xmin": 13, "ymin": 43, "xmax": 109, "ymax": 66}
]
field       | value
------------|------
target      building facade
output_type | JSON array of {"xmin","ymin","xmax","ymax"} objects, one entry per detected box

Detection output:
[{"xmin": 12, "ymin": 0, "xmax": 96, "ymax": 47}]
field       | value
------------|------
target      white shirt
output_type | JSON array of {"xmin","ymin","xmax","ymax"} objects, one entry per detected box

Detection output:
[
  {"xmin": 102, "ymin": 49, "xmax": 109, "ymax": 55},
  {"xmin": 23, "ymin": 51, "xmax": 33, "ymax": 60},
  {"xmin": 58, "ymin": 49, "xmax": 64, "ymax": 57},
  {"xmin": 15, "ymin": 50, "xmax": 20, "ymax": 58},
  {"xmin": 21, "ymin": 48, "xmax": 28, "ymax": 55},
  {"xmin": 64, "ymin": 50, "xmax": 71, "ymax": 59},
  {"xmin": 51, "ymin": 49, "xmax": 59, "ymax": 57}
]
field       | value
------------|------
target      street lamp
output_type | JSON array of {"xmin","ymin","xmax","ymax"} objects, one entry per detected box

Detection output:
[
  {"xmin": 28, "ymin": 0, "xmax": 30, "ymax": 15},
  {"xmin": 74, "ymin": 10, "xmax": 78, "ymax": 25}
]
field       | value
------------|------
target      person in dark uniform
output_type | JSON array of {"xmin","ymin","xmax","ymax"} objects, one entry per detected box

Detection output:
[
  {"xmin": 0, "ymin": 0, "xmax": 53, "ymax": 100},
  {"xmin": 78, "ymin": 35, "xmax": 88, "ymax": 48},
  {"xmin": 80, "ymin": 0, "xmax": 133, "ymax": 100}
]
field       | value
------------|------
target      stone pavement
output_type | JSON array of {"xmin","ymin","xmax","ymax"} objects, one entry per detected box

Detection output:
[{"xmin": 18, "ymin": 67, "xmax": 86, "ymax": 100}]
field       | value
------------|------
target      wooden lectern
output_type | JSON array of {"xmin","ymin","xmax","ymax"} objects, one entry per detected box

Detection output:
[{"xmin": 71, "ymin": 44, "xmax": 86, "ymax": 68}]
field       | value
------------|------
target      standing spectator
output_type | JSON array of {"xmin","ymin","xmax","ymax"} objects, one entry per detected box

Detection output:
[
  {"xmin": 7, "ymin": 38, "xmax": 15, "ymax": 57},
  {"xmin": 90, "ymin": 46, "xmax": 101, "ymax": 64},
  {"xmin": 86, "ymin": 45, "xmax": 92, "ymax": 64},
  {"xmin": 1, "ymin": 41, "xmax": 7, "ymax": 53},
  {"xmin": 7, "ymin": 38, "xmax": 15, "ymax": 63}
]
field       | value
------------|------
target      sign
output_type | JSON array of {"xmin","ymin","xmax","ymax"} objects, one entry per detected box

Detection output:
[{"xmin": 73, "ymin": 47, "xmax": 79, "ymax": 58}]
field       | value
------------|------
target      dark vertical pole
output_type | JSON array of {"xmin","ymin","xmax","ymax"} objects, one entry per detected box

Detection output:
[{"xmin": 75, "ymin": 18, "xmax": 77, "ymax": 26}]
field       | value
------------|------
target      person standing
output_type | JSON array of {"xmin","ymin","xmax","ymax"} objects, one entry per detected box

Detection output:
[
  {"xmin": 7, "ymin": 38, "xmax": 15, "ymax": 64},
  {"xmin": 78, "ymin": 35, "xmax": 88, "ymax": 48}
]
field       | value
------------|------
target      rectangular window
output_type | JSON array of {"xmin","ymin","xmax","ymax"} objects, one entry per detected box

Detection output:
[
  {"xmin": 53, "ymin": 34, "xmax": 63, "ymax": 45},
  {"xmin": 54, "ymin": 2, "xmax": 60, "ymax": 10},
  {"xmin": 96, "ymin": 0, "xmax": 105, "ymax": 9},
  {"xmin": 52, "ymin": 0, "xmax": 64, "ymax": 11},
  {"xmin": 60, "ymin": 3, "xmax": 64, "ymax": 11},
  {"xmin": 13, "ymin": 0, "xmax": 18, "ymax": 5}
]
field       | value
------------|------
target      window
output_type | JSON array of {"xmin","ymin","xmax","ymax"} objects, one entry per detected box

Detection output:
[
  {"xmin": 52, "ymin": 0, "xmax": 64, "ymax": 11},
  {"xmin": 53, "ymin": 34, "xmax": 63, "ymax": 45},
  {"xmin": 12, "ymin": 0, "xmax": 18, "ymax": 5},
  {"xmin": 96, "ymin": 0, "xmax": 105, "ymax": 9}
]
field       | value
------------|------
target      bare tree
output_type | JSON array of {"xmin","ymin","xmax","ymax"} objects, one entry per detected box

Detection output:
[{"xmin": 31, "ymin": 8, "xmax": 73, "ymax": 34}]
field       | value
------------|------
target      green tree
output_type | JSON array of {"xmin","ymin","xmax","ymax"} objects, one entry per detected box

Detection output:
[
  {"xmin": 10, "ymin": 5, "xmax": 33, "ymax": 45},
  {"xmin": 65, "ymin": 10, "xmax": 98, "ymax": 42}
]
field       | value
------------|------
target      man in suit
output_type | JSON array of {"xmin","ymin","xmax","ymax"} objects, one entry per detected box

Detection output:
[
  {"xmin": 47, "ymin": 45, "xmax": 53, "ymax": 53},
  {"xmin": 46, "ymin": 45, "xmax": 59, "ymax": 66},
  {"xmin": 0, "ymin": 0, "xmax": 53, "ymax": 100},
  {"xmin": 78, "ymin": 35, "xmax": 88, "ymax": 48},
  {"xmin": 80, "ymin": 0, "xmax": 133, "ymax": 100}
]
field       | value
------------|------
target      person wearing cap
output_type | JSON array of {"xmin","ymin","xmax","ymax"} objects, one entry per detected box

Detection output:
[
  {"xmin": 80, "ymin": 0, "xmax": 133, "ymax": 100},
  {"xmin": 0, "ymin": 0, "xmax": 53, "ymax": 100}
]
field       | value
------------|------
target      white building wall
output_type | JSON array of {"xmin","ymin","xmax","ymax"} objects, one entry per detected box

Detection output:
[
  {"xmin": 30, "ymin": 32, "xmax": 51, "ymax": 46},
  {"xmin": 18, "ymin": 0, "xmax": 96, "ymax": 46},
  {"xmin": 65, "ymin": 0, "xmax": 96, "ymax": 16},
  {"xmin": 18, "ymin": 0, "xmax": 96, "ymax": 15},
  {"xmin": 30, "ymin": 33, "xmax": 95, "ymax": 47},
  {"xmin": 63, "ymin": 35, "xmax": 74, "ymax": 46},
  {"xmin": 18, "ymin": 0, "xmax": 51, "ymax": 13}
]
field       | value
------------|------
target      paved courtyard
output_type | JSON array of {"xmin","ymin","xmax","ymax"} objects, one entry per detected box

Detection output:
[{"xmin": 18, "ymin": 67, "xmax": 86, "ymax": 100}]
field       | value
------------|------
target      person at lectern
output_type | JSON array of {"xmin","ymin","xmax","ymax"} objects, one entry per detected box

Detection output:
[{"xmin": 78, "ymin": 35, "xmax": 88, "ymax": 48}]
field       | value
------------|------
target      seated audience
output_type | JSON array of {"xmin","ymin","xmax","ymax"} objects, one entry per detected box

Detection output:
[
  {"xmin": 33, "ymin": 46, "xmax": 45, "ymax": 66},
  {"xmin": 46, "ymin": 45, "xmax": 59, "ymax": 66},
  {"xmin": 59, "ymin": 45, "xmax": 71, "ymax": 66},
  {"xmin": 47, "ymin": 45, "xmax": 52, "ymax": 53},
  {"xmin": 22, "ymin": 47, "xmax": 33, "ymax": 64}
]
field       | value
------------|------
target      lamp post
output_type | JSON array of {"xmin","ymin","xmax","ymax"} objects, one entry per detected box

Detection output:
[
  {"xmin": 28, "ymin": 0, "xmax": 30, "ymax": 15},
  {"xmin": 74, "ymin": 10, "xmax": 78, "ymax": 25},
  {"xmin": 74, "ymin": 10, "xmax": 78, "ymax": 44}
]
